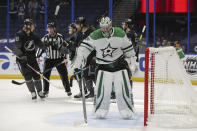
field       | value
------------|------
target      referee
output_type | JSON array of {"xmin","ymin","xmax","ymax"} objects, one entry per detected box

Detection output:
[{"xmin": 36, "ymin": 22, "xmax": 71, "ymax": 96}]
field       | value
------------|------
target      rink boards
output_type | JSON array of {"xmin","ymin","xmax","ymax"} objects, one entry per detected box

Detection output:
[{"xmin": 0, "ymin": 53, "xmax": 196, "ymax": 85}]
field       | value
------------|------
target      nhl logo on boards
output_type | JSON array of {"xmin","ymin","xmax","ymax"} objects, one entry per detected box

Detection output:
[{"xmin": 184, "ymin": 57, "xmax": 197, "ymax": 75}]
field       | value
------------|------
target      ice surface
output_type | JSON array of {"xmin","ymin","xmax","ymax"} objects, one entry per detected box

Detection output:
[{"xmin": 0, "ymin": 79, "xmax": 197, "ymax": 131}]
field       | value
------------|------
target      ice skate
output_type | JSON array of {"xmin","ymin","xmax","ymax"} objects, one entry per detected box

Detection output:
[
  {"xmin": 31, "ymin": 92, "xmax": 37, "ymax": 100},
  {"xmin": 43, "ymin": 91, "xmax": 49, "ymax": 97},
  {"xmin": 74, "ymin": 92, "xmax": 82, "ymax": 98},
  {"xmin": 37, "ymin": 91, "xmax": 45, "ymax": 99},
  {"xmin": 67, "ymin": 91, "xmax": 72, "ymax": 96}
]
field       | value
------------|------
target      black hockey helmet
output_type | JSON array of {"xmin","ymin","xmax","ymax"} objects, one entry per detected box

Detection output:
[
  {"xmin": 75, "ymin": 16, "xmax": 86, "ymax": 25},
  {"xmin": 123, "ymin": 18, "xmax": 133, "ymax": 25},
  {"xmin": 68, "ymin": 23, "xmax": 76, "ymax": 29},
  {"xmin": 24, "ymin": 18, "xmax": 34, "ymax": 26},
  {"xmin": 47, "ymin": 22, "xmax": 56, "ymax": 28}
]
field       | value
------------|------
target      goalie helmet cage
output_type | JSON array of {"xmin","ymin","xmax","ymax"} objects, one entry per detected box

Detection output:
[{"xmin": 144, "ymin": 46, "xmax": 197, "ymax": 128}]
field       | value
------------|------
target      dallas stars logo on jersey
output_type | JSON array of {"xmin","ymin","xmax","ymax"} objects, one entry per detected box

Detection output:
[{"xmin": 101, "ymin": 43, "xmax": 117, "ymax": 58}]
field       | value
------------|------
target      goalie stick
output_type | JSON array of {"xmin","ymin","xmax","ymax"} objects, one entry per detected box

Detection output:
[
  {"xmin": 74, "ymin": 68, "xmax": 88, "ymax": 127},
  {"xmin": 5, "ymin": 46, "xmax": 63, "ymax": 89},
  {"xmin": 11, "ymin": 60, "xmax": 66, "ymax": 86}
]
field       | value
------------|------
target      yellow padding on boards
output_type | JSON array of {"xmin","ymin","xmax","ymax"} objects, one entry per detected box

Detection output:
[
  {"xmin": 0, "ymin": 75, "xmax": 72, "ymax": 80},
  {"xmin": 0, "ymin": 75, "xmax": 196, "ymax": 85}
]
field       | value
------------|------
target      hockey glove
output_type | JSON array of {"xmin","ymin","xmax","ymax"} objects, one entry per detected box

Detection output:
[{"xmin": 74, "ymin": 68, "xmax": 82, "ymax": 79}]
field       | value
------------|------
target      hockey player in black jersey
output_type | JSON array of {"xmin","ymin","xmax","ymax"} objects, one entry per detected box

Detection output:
[
  {"xmin": 73, "ymin": 16, "xmax": 95, "ymax": 98},
  {"xmin": 122, "ymin": 19, "xmax": 139, "ymax": 105},
  {"xmin": 14, "ymin": 18, "xmax": 46, "ymax": 100},
  {"xmin": 122, "ymin": 18, "xmax": 139, "ymax": 62},
  {"xmin": 36, "ymin": 22, "xmax": 71, "ymax": 97},
  {"xmin": 66, "ymin": 23, "xmax": 77, "ymax": 61},
  {"xmin": 74, "ymin": 16, "xmax": 95, "ymax": 47}
]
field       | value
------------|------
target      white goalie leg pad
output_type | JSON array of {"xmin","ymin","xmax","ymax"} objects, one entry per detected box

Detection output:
[
  {"xmin": 120, "ymin": 109, "xmax": 135, "ymax": 119},
  {"xmin": 114, "ymin": 69, "xmax": 135, "ymax": 119},
  {"xmin": 95, "ymin": 109, "xmax": 108, "ymax": 119},
  {"xmin": 93, "ymin": 70, "xmax": 113, "ymax": 118}
]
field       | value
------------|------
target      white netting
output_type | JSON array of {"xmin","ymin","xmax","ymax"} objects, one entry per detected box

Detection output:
[{"xmin": 147, "ymin": 47, "xmax": 197, "ymax": 128}]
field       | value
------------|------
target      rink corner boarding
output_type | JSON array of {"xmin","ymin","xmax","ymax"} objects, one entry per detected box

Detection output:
[{"xmin": 0, "ymin": 53, "xmax": 197, "ymax": 85}]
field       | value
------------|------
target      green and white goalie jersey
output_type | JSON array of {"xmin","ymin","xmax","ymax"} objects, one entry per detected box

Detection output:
[{"xmin": 71, "ymin": 27, "xmax": 136, "ymax": 70}]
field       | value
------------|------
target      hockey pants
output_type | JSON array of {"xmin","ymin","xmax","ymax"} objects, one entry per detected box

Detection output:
[
  {"xmin": 43, "ymin": 58, "xmax": 70, "ymax": 93},
  {"xmin": 17, "ymin": 59, "xmax": 42, "ymax": 93}
]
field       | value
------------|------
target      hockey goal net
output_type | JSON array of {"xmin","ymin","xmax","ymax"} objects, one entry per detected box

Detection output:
[{"xmin": 144, "ymin": 46, "xmax": 197, "ymax": 128}]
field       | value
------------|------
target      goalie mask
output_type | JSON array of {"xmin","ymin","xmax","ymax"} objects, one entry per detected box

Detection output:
[{"xmin": 99, "ymin": 17, "xmax": 113, "ymax": 38}]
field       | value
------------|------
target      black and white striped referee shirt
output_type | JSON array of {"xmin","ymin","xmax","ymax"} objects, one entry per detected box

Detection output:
[{"xmin": 36, "ymin": 33, "xmax": 66, "ymax": 59}]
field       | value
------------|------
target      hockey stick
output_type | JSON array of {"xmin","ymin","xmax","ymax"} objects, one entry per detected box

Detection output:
[
  {"xmin": 5, "ymin": 46, "xmax": 62, "ymax": 89},
  {"xmin": 74, "ymin": 69, "xmax": 87, "ymax": 127},
  {"xmin": 54, "ymin": 5, "xmax": 60, "ymax": 16},
  {"xmin": 139, "ymin": 25, "xmax": 146, "ymax": 41},
  {"xmin": 11, "ymin": 60, "xmax": 66, "ymax": 86},
  {"xmin": 11, "ymin": 80, "xmax": 26, "ymax": 85},
  {"xmin": 137, "ymin": 25, "xmax": 146, "ymax": 47},
  {"xmin": 42, "ymin": 60, "xmax": 66, "ymax": 74}
]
